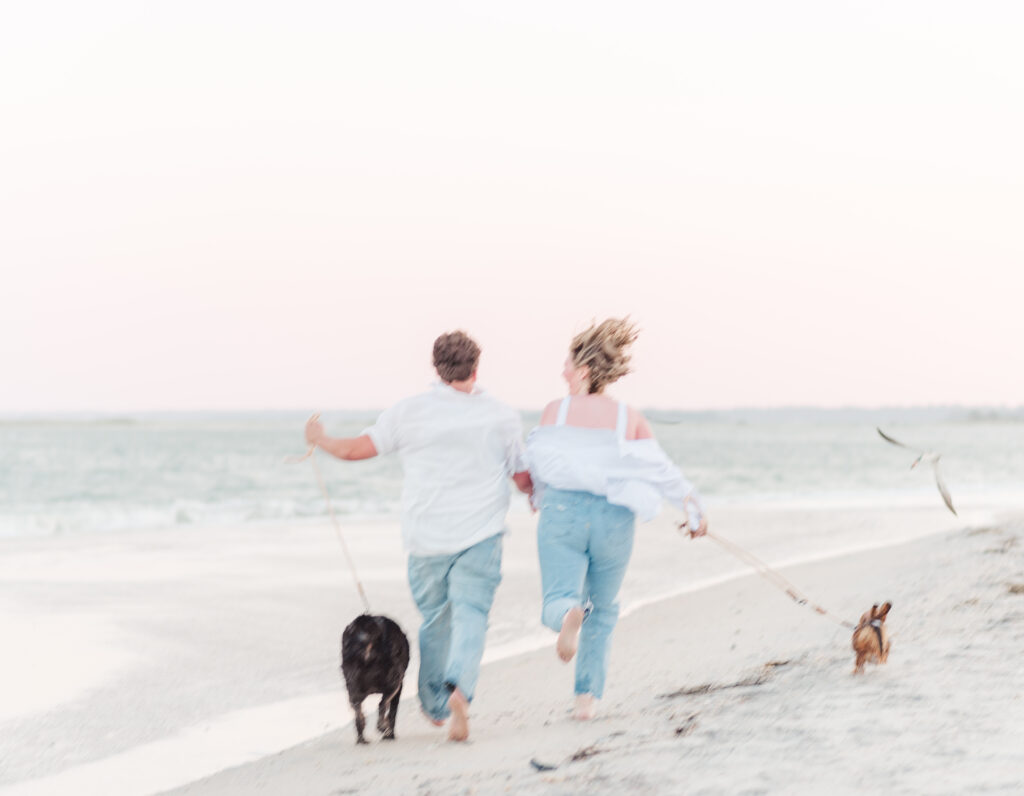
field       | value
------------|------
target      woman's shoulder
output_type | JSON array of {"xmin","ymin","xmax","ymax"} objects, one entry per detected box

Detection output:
[
  {"xmin": 626, "ymin": 405, "xmax": 654, "ymax": 440},
  {"xmin": 538, "ymin": 399, "xmax": 564, "ymax": 427}
]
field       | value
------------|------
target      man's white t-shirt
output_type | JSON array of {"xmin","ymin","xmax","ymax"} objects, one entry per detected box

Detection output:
[{"xmin": 363, "ymin": 383, "xmax": 527, "ymax": 557}]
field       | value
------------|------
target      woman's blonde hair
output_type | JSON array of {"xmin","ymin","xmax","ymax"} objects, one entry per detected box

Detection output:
[{"xmin": 569, "ymin": 317, "xmax": 640, "ymax": 394}]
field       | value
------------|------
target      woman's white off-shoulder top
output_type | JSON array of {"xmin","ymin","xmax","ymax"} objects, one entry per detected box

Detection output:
[{"xmin": 526, "ymin": 397, "xmax": 705, "ymax": 524}]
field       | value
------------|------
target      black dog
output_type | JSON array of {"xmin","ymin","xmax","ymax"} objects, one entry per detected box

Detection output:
[{"xmin": 341, "ymin": 614, "xmax": 410, "ymax": 744}]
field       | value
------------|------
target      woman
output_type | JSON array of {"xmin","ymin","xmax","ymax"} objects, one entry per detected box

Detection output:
[{"xmin": 527, "ymin": 318, "xmax": 707, "ymax": 720}]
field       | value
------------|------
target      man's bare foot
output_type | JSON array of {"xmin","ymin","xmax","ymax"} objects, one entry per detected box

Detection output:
[
  {"xmin": 573, "ymin": 694, "xmax": 596, "ymax": 721},
  {"xmin": 557, "ymin": 606, "xmax": 584, "ymax": 662},
  {"xmin": 447, "ymin": 687, "xmax": 470, "ymax": 742}
]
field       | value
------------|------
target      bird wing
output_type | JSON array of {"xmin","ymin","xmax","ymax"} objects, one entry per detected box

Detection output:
[
  {"xmin": 876, "ymin": 427, "xmax": 920, "ymax": 452},
  {"xmin": 932, "ymin": 462, "xmax": 957, "ymax": 516}
]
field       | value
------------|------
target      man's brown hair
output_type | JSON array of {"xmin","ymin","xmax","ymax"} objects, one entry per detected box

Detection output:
[{"xmin": 433, "ymin": 330, "xmax": 481, "ymax": 383}]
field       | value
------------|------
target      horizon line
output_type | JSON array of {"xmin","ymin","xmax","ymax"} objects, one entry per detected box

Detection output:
[{"xmin": 2, "ymin": 403, "xmax": 1022, "ymax": 419}]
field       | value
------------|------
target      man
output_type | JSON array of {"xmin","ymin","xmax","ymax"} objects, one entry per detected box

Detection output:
[{"xmin": 305, "ymin": 330, "xmax": 531, "ymax": 742}]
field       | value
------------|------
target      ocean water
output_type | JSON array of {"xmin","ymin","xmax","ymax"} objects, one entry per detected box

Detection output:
[{"xmin": 2, "ymin": 407, "xmax": 1023, "ymax": 538}]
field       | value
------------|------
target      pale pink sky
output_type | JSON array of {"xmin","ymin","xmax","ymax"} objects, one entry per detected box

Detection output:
[{"xmin": 2, "ymin": 2, "xmax": 1022, "ymax": 412}]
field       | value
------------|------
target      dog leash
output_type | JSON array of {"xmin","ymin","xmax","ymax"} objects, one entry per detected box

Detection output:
[
  {"xmin": 286, "ymin": 430, "xmax": 372, "ymax": 615},
  {"xmin": 682, "ymin": 524, "xmax": 856, "ymax": 630}
]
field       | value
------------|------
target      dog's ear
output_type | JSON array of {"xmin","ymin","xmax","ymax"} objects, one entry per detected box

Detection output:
[
  {"xmin": 876, "ymin": 602, "xmax": 892, "ymax": 621},
  {"xmin": 869, "ymin": 603, "xmax": 880, "ymax": 619}
]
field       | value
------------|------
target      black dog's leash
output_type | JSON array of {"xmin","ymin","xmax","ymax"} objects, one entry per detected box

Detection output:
[{"xmin": 286, "ymin": 438, "xmax": 372, "ymax": 614}]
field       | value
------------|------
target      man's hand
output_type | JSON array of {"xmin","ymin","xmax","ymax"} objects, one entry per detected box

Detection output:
[{"xmin": 305, "ymin": 414, "xmax": 325, "ymax": 447}]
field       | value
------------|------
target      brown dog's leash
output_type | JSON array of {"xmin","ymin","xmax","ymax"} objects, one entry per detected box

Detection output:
[
  {"xmin": 286, "ymin": 432, "xmax": 372, "ymax": 614},
  {"xmin": 682, "ymin": 525, "xmax": 856, "ymax": 630}
]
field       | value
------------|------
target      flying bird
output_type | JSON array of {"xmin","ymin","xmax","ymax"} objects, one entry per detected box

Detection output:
[{"xmin": 876, "ymin": 427, "xmax": 957, "ymax": 516}]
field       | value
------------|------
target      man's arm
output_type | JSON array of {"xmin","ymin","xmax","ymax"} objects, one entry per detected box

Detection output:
[{"xmin": 305, "ymin": 417, "xmax": 378, "ymax": 461}]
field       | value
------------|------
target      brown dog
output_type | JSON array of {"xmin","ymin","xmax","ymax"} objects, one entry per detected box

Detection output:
[{"xmin": 851, "ymin": 602, "xmax": 892, "ymax": 674}]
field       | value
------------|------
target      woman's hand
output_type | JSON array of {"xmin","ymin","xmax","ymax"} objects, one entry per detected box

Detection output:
[
  {"xmin": 305, "ymin": 414, "xmax": 325, "ymax": 447},
  {"xmin": 678, "ymin": 515, "xmax": 708, "ymax": 538}
]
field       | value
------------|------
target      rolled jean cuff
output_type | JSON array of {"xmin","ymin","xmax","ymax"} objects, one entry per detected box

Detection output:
[
  {"xmin": 443, "ymin": 679, "xmax": 472, "ymax": 703},
  {"xmin": 541, "ymin": 597, "xmax": 581, "ymax": 632},
  {"xmin": 419, "ymin": 690, "xmax": 451, "ymax": 721},
  {"xmin": 444, "ymin": 673, "xmax": 477, "ymax": 703}
]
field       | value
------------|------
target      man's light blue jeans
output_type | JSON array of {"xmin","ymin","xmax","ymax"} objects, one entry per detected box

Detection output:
[
  {"xmin": 407, "ymin": 533, "xmax": 503, "ymax": 721},
  {"xmin": 537, "ymin": 487, "xmax": 636, "ymax": 699}
]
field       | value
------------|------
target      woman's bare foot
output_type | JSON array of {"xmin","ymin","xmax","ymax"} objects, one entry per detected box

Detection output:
[
  {"xmin": 573, "ymin": 694, "xmax": 596, "ymax": 721},
  {"xmin": 421, "ymin": 709, "xmax": 444, "ymax": 728},
  {"xmin": 557, "ymin": 606, "xmax": 584, "ymax": 662},
  {"xmin": 447, "ymin": 687, "xmax": 470, "ymax": 742}
]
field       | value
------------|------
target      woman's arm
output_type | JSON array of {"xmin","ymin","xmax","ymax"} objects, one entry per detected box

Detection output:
[
  {"xmin": 628, "ymin": 408, "xmax": 708, "ymax": 534},
  {"xmin": 305, "ymin": 417, "xmax": 378, "ymax": 461},
  {"xmin": 629, "ymin": 409, "xmax": 654, "ymax": 440}
]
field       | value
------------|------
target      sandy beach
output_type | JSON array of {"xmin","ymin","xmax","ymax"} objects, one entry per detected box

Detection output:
[
  {"xmin": 2, "ymin": 499, "xmax": 1022, "ymax": 795},
  {"xmin": 165, "ymin": 516, "xmax": 1023, "ymax": 795}
]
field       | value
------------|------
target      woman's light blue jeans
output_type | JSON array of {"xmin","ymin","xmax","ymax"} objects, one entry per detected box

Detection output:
[
  {"xmin": 407, "ymin": 533, "xmax": 503, "ymax": 721},
  {"xmin": 537, "ymin": 487, "xmax": 636, "ymax": 699}
]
